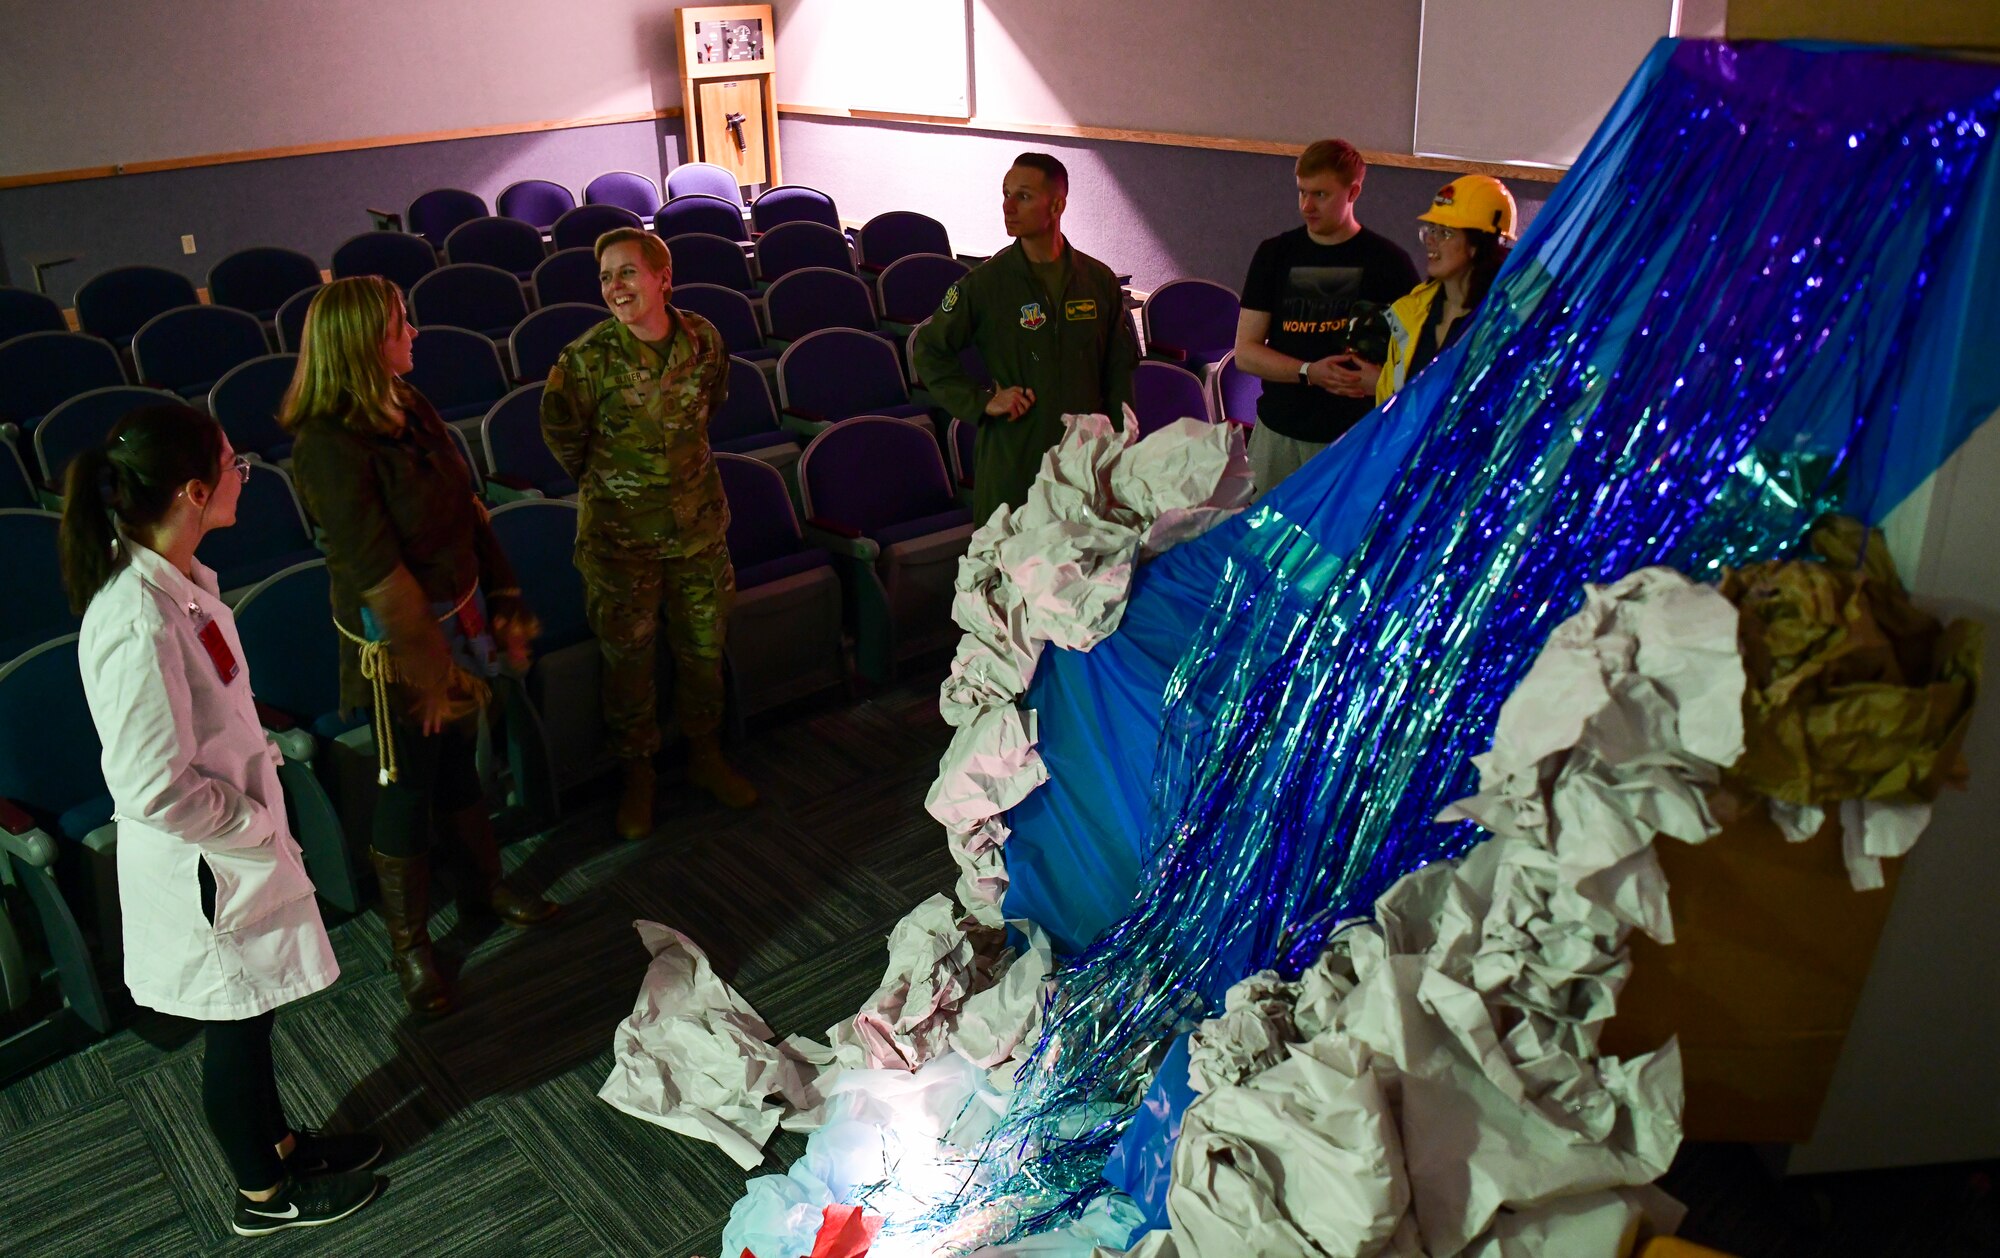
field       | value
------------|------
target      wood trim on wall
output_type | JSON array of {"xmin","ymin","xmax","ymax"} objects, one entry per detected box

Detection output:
[
  {"xmin": 0, "ymin": 109, "xmax": 684, "ymax": 191},
  {"xmin": 773, "ymin": 102, "xmax": 1569, "ymax": 184},
  {"xmin": 0, "ymin": 101, "xmax": 1566, "ymax": 192}
]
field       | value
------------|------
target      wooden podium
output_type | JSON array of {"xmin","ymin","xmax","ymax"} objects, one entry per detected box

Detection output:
[{"xmin": 675, "ymin": 5, "xmax": 781, "ymax": 197}]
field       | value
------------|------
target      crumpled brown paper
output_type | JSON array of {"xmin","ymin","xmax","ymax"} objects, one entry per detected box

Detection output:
[{"xmin": 1722, "ymin": 515, "xmax": 1981, "ymax": 807}]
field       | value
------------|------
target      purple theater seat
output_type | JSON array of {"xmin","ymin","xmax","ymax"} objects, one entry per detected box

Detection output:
[
  {"xmin": 797, "ymin": 416, "xmax": 972, "ymax": 682},
  {"xmin": 131, "ymin": 305, "xmax": 268, "ymax": 400},
  {"xmin": 715, "ymin": 452, "xmax": 845, "ymax": 714},
  {"xmin": 667, "ymin": 162, "xmax": 742, "ymax": 203},
  {"xmin": 754, "ymin": 221, "xmax": 854, "ymax": 284},
  {"xmin": 34, "ymin": 386, "xmax": 177, "ymax": 487},
  {"xmin": 858, "ymin": 211, "xmax": 951, "ymax": 273},
  {"xmin": 0, "ymin": 287, "xmax": 66, "ymax": 343},
  {"xmin": 74, "ymin": 266, "xmax": 198, "ymax": 347},
  {"xmin": 0, "ymin": 332, "xmax": 127, "ymax": 432},
  {"xmin": 406, "ymin": 188, "xmax": 488, "ymax": 249},
  {"xmin": 710, "ymin": 357, "xmax": 800, "ymax": 472},
  {"xmin": 498, "ymin": 179, "xmax": 576, "ymax": 230},
  {"xmin": 445, "ymin": 216, "xmax": 548, "ymax": 280},
  {"xmin": 763, "ymin": 267, "xmax": 882, "ymax": 345},
  {"xmin": 672, "ymin": 284, "xmax": 774, "ymax": 364},
  {"xmin": 481, "ymin": 383, "xmax": 575, "ymax": 500},
  {"xmin": 551, "ymin": 204, "xmax": 643, "ymax": 253},
  {"xmin": 405, "ymin": 325, "xmax": 508, "ymax": 423},
  {"xmin": 878, "ymin": 253, "xmax": 969, "ymax": 326},
  {"xmin": 207, "ymin": 247, "xmax": 322, "ymax": 320},
  {"xmin": 1212, "ymin": 349, "xmax": 1263, "ymax": 428},
  {"xmin": 409, "ymin": 263, "xmax": 529, "ymax": 341},
  {"xmin": 751, "ymin": 185, "xmax": 841, "ymax": 234},
  {"xmin": 1142, "ymin": 278, "xmax": 1241, "ymax": 374},
  {"xmin": 584, "ymin": 171, "xmax": 661, "ymax": 221},
  {"xmin": 533, "ymin": 249, "xmax": 605, "ymax": 309},
  {"xmin": 1131, "ymin": 360, "xmax": 1213, "ymax": 436},
  {"xmin": 509, "ymin": 302, "xmax": 607, "ymax": 383},
  {"xmin": 665, "ymin": 233, "xmax": 756, "ymax": 293},
  {"xmin": 331, "ymin": 231, "xmax": 437, "ymax": 292},
  {"xmin": 209, "ymin": 354, "xmax": 299, "ymax": 463},
  {"xmin": 776, "ymin": 328, "xmax": 930, "ymax": 437},
  {"xmin": 656, "ymin": 196, "xmax": 749, "ymax": 244}
]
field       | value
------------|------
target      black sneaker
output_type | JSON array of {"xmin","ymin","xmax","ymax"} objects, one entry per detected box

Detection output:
[
  {"xmin": 283, "ymin": 1127, "xmax": 386, "ymax": 1177},
  {"xmin": 231, "ymin": 1170, "xmax": 383, "ymax": 1237}
]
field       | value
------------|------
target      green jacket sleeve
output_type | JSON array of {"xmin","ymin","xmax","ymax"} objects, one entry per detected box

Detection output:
[
  {"xmin": 1103, "ymin": 290, "xmax": 1140, "ymax": 421},
  {"xmin": 539, "ymin": 350, "xmax": 593, "ymax": 480},
  {"xmin": 909, "ymin": 275, "xmax": 990, "ymax": 424}
]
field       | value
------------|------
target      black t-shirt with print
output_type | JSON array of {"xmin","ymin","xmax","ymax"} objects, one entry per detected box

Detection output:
[{"xmin": 1240, "ymin": 225, "xmax": 1420, "ymax": 443}]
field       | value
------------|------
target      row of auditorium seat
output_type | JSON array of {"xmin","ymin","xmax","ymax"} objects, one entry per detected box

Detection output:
[{"xmin": 0, "ymin": 409, "xmax": 978, "ymax": 1074}]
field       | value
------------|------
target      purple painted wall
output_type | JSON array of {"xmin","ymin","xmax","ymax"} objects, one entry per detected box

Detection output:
[
  {"xmin": 774, "ymin": 115, "xmax": 1550, "ymax": 294},
  {"xmin": 0, "ymin": 121, "xmax": 681, "ymax": 306},
  {"xmin": 0, "ymin": 113, "xmax": 1550, "ymax": 309}
]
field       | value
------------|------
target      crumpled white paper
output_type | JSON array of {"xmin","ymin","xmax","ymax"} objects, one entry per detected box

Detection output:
[
  {"xmin": 825, "ymin": 894, "xmax": 1057, "ymax": 1073},
  {"xmin": 597, "ymin": 922, "xmax": 824, "ymax": 1170},
  {"xmin": 1115, "ymin": 567, "xmax": 1744, "ymax": 1258},
  {"xmin": 1767, "ymin": 796, "xmax": 1934, "ymax": 891},
  {"xmin": 928, "ymin": 411, "xmax": 1252, "ymax": 931}
]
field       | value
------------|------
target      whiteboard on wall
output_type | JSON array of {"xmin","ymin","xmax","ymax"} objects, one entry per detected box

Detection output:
[
  {"xmin": 774, "ymin": 0, "xmax": 972, "ymax": 118},
  {"xmin": 1415, "ymin": 0, "xmax": 1679, "ymax": 168}
]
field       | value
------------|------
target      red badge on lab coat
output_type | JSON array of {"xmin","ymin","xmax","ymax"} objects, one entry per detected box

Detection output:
[{"xmin": 197, "ymin": 617, "xmax": 241, "ymax": 683}]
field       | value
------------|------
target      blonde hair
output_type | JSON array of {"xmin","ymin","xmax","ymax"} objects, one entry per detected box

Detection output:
[
  {"xmin": 593, "ymin": 227, "xmax": 672, "ymax": 274},
  {"xmin": 280, "ymin": 275, "xmax": 412, "ymax": 435}
]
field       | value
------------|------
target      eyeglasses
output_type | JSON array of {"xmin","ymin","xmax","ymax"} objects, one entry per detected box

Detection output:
[
  {"xmin": 230, "ymin": 455, "xmax": 251, "ymax": 483},
  {"xmin": 1417, "ymin": 223, "xmax": 1460, "ymax": 245}
]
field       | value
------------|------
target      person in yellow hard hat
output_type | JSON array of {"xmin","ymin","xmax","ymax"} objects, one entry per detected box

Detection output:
[{"xmin": 1322, "ymin": 174, "xmax": 1518, "ymax": 405}]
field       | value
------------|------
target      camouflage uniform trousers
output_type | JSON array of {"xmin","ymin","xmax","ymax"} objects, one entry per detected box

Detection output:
[{"xmin": 579, "ymin": 539, "xmax": 736, "ymax": 759}]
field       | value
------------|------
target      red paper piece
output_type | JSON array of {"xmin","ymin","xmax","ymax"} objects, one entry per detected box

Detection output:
[{"xmin": 809, "ymin": 1203, "xmax": 882, "ymax": 1258}]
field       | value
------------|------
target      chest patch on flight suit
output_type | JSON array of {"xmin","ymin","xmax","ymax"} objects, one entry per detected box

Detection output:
[
  {"xmin": 1019, "ymin": 302, "xmax": 1047, "ymax": 330},
  {"xmin": 1064, "ymin": 299, "xmax": 1097, "ymax": 321}
]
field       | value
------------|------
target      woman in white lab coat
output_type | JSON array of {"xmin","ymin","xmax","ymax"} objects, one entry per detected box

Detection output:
[{"xmin": 57, "ymin": 402, "xmax": 384, "ymax": 1237}]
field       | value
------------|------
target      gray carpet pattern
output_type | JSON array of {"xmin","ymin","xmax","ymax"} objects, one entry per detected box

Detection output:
[{"xmin": 3, "ymin": 672, "xmax": 1995, "ymax": 1256}]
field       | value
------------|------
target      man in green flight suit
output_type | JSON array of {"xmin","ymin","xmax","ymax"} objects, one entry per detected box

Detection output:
[
  {"xmin": 540, "ymin": 227, "xmax": 758, "ymax": 838},
  {"xmin": 911, "ymin": 152, "xmax": 1138, "ymax": 524}
]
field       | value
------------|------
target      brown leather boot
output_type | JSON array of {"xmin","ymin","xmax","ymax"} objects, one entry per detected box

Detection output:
[
  {"xmin": 439, "ymin": 803, "xmax": 560, "ymax": 927},
  {"xmin": 686, "ymin": 731, "xmax": 758, "ymax": 809},
  {"xmin": 615, "ymin": 756, "xmax": 656, "ymax": 840},
  {"xmin": 367, "ymin": 849, "xmax": 452, "ymax": 1016}
]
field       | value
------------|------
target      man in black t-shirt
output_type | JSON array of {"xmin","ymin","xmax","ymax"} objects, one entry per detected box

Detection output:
[{"xmin": 1236, "ymin": 138, "xmax": 1420, "ymax": 497}]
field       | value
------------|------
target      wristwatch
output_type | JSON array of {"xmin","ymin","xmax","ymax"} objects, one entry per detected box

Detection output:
[{"xmin": 1296, "ymin": 361, "xmax": 1311, "ymax": 385}]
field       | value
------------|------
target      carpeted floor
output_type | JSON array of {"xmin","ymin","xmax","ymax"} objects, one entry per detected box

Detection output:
[{"xmin": 1, "ymin": 671, "xmax": 1994, "ymax": 1257}]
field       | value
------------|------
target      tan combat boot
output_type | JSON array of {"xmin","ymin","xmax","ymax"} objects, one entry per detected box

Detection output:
[
  {"xmin": 615, "ymin": 756, "xmax": 656, "ymax": 840},
  {"xmin": 686, "ymin": 732, "xmax": 758, "ymax": 809}
]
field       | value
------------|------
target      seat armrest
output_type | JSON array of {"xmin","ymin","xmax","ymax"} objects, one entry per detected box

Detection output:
[
  {"xmin": 0, "ymin": 798, "xmax": 58, "ymax": 868},
  {"xmin": 783, "ymin": 407, "xmax": 830, "ymax": 426},
  {"xmin": 267, "ymin": 727, "xmax": 316, "ymax": 763},
  {"xmin": 802, "ymin": 521, "xmax": 881, "ymax": 561},
  {"xmin": 1147, "ymin": 344, "xmax": 1188, "ymax": 362},
  {"xmin": 255, "ymin": 700, "xmax": 297, "ymax": 731},
  {"xmin": 486, "ymin": 472, "xmax": 537, "ymax": 491}
]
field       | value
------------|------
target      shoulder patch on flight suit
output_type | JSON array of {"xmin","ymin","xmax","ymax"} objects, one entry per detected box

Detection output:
[
  {"xmin": 941, "ymin": 284, "xmax": 959, "ymax": 313},
  {"xmin": 1064, "ymin": 298, "xmax": 1097, "ymax": 321},
  {"xmin": 1019, "ymin": 302, "xmax": 1047, "ymax": 330}
]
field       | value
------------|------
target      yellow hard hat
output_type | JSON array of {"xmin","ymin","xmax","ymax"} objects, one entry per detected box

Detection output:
[{"xmin": 1419, "ymin": 174, "xmax": 1518, "ymax": 242}]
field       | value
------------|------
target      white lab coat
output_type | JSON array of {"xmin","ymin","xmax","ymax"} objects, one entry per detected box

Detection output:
[{"xmin": 77, "ymin": 543, "xmax": 338, "ymax": 1020}]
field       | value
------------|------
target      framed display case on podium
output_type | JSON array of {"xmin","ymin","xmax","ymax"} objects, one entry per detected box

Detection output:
[{"xmin": 675, "ymin": 5, "xmax": 781, "ymax": 195}]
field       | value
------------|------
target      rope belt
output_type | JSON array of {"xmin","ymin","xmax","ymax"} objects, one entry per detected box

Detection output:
[{"xmin": 334, "ymin": 585, "xmax": 486, "ymax": 785}]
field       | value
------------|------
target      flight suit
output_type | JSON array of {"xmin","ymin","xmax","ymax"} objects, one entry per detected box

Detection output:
[
  {"xmin": 540, "ymin": 309, "xmax": 734, "ymax": 758},
  {"xmin": 910, "ymin": 239, "xmax": 1138, "ymax": 523}
]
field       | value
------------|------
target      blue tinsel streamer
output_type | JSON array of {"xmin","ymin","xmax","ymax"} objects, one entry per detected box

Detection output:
[{"xmin": 912, "ymin": 41, "xmax": 2000, "ymax": 1249}]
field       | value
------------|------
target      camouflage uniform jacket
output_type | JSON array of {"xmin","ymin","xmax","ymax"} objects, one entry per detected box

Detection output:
[{"xmin": 540, "ymin": 309, "xmax": 731, "ymax": 558}]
